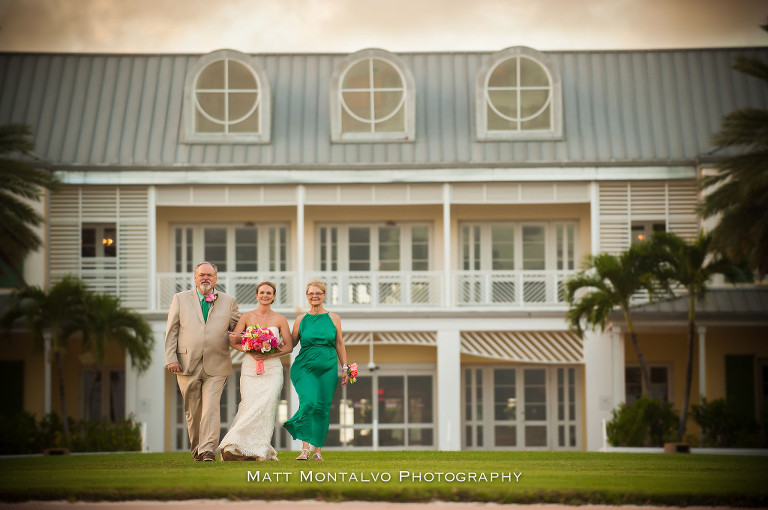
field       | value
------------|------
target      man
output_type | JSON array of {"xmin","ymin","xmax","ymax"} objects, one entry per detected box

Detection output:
[{"xmin": 164, "ymin": 261, "xmax": 240, "ymax": 462}]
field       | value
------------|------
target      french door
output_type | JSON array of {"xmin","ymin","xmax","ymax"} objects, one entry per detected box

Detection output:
[{"xmin": 462, "ymin": 365, "xmax": 580, "ymax": 450}]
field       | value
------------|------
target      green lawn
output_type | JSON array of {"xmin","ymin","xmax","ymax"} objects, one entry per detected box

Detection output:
[{"xmin": 0, "ymin": 451, "xmax": 766, "ymax": 506}]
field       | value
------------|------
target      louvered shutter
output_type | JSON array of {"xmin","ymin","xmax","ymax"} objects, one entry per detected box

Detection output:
[{"xmin": 598, "ymin": 180, "xmax": 699, "ymax": 254}]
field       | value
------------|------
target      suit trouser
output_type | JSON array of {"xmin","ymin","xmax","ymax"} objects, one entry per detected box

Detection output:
[{"xmin": 176, "ymin": 360, "xmax": 228, "ymax": 455}]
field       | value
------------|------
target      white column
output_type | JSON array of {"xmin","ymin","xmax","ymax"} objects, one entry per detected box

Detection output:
[
  {"xmin": 43, "ymin": 331, "xmax": 51, "ymax": 415},
  {"xmin": 125, "ymin": 320, "xmax": 168, "ymax": 452},
  {"xmin": 442, "ymin": 184, "xmax": 451, "ymax": 307},
  {"xmin": 296, "ymin": 185, "xmax": 305, "ymax": 308},
  {"xmin": 436, "ymin": 329, "xmax": 461, "ymax": 451},
  {"xmin": 148, "ymin": 186, "xmax": 157, "ymax": 312},
  {"xmin": 590, "ymin": 181, "xmax": 600, "ymax": 254},
  {"xmin": 698, "ymin": 326, "xmax": 707, "ymax": 401},
  {"xmin": 611, "ymin": 326, "xmax": 625, "ymax": 407},
  {"xmin": 584, "ymin": 328, "xmax": 614, "ymax": 450}
]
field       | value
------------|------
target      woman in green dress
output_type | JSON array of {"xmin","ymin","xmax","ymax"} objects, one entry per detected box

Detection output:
[{"xmin": 283, "ymin": 280, "xmax": 349, "ymax": 461}]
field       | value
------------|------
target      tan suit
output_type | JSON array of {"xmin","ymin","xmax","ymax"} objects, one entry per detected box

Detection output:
[{"xmin": 164, "ymin": 289, "xmax": 240, "ymax": 456}]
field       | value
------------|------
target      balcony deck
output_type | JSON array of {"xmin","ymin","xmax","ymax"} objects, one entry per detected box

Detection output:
[{"xmin": 154, "ymin": 270, "xmax": 577, "ymax": 313}]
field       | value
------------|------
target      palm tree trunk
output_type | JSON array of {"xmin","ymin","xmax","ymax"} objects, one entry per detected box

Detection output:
[
  {"xmin": 677, "ymin": 296, "xmax": 696, "ymax": 442},
  {"xmin": 624, "ymin": 309, "xmax": 652, "ymax": 396},
  {"xmin": 54, "ymin": 350, "xmax": 70, "ymax": 440}
]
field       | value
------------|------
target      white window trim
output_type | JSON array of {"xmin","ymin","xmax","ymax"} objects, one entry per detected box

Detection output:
[
  {"xmin": 316, "ymin": 222, "xmax": 432, "ymax": 271},
  {"xmin": 330, "ymin": 48, "xmax": 416, "ymax": 143},
  {"xmin": 459, "ymin": 221, "xmax": 578, "ymax": 271},
  {"xmin": 475, "ymin": 46, "xmax": 563, "ymax": 141},
  {"xmin": 182, "ymin": 49, "xmax": 272, "ymax": 144},
  {"xmin": 170, "ymin": 223, "xmax": 289, "ymax": 273}
]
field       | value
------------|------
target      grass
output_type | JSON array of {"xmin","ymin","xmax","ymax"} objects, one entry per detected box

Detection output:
[{"xmin": 0, "ymin": 450, "xmax": 767, "ymax": 506}]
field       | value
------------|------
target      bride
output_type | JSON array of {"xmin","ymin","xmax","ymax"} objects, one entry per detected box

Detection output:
[{"xmin": 218, "ymin": 281, "xmax": 293, "ymax": 461}]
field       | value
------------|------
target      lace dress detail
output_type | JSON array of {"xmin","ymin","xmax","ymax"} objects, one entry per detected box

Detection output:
[{"xmin": 217, "ymin": 326, "xmax": 283, "ymax": 460}]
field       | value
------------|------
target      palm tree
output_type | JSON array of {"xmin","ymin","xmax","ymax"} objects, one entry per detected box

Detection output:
[
  {"xmin": 0, "ymin": 276, "xmax": 90, "ymax": 438},
  {"xmin": 649, "ymin": 232, "xmax": 752, "ymax": 441},
  {"xmin": 0, "ymin": 123, "xmax": 58, "ymax": 286},
  {"xmin": 565, "ymin": 245, "xmax": 657, "ymax": 395},
  {"xmin": 81, "ymin": 292, "xmax": 154, "ymax": 419},
  {"xmin": 702, "ymin": 29, "xmax": 768, "ymax": 280}
]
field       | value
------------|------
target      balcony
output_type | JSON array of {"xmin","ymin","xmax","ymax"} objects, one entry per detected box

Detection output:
[
  {"xmin": 455, "ymin": 270, "xmax": 575, "ymax": 307},
  {"xmin": 154, "ymin": 269, "xmax": 577, "ymax": 313}
]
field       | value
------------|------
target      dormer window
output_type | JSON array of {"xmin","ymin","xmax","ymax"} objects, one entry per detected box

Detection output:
[
  {"xmin": 476, "ymin": 47, "xmax": 562, "ymax": 141},
  {"xmin": 184, "ymin": 49, "xmax": 271, "ymax": 143},
  {"xmin": 331, "ymin": 49, "xmax": 415, "ymax": 142}
]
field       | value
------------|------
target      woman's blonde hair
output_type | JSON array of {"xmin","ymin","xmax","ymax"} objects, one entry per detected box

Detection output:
[
  {"xmin": 256, "ymin": 281, "xmax": 277, "ymax": 304},
  {"xmin": 306, "ymin": 280, "xmax": 326, "ymax": 294}
]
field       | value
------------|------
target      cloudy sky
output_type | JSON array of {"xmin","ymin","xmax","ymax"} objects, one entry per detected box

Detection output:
[{"xmin": 0, "ymin": 0, "xmax": 767, "ymax": 54}]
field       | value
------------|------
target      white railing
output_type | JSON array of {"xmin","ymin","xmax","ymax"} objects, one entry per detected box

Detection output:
[
  {"xmin": 156, "ymin": 272, "xmax": 297, "ymax": 312},
  {"xmin": 305, "ymin": 271, "xmax": 443, "ymax": 309},
  {"xmin": 455, "ymin": 270, "xmax": 577, "ymax": 307},
  {"xmin": 154, "ymin": 270, "xmax": 578, "ymax": 312}
]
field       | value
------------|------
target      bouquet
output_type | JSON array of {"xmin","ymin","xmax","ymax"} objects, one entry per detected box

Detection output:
[
  {"xmin": 346, "ymin": 363, "xmax": 358, "ymax": 383},
  {"xmin": 241, "ymin": 324, "xmax": 280, "ymax": 375}
]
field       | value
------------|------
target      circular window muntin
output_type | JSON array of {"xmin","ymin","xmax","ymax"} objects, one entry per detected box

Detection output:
[
  {"xmin": 485, "ymin": 55, "xmax": 552, "ymax": 126},
  {"xmin": 339, "ymin": 57, "xmax": 406, "ymax": 130},
  {"xmin": 194, "ymin": 58, "xmax": 262, "ymax": 131}
]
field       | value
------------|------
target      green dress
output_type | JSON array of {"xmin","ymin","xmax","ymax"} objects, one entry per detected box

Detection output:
[{"xmin": 283, "ymin": 312, "xmax": 339, "ymax": 447}]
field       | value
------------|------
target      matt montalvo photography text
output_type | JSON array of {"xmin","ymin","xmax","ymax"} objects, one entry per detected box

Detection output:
[{"xmin": 247, "ymin": 471, "xmax": 523, "ymax": 483}]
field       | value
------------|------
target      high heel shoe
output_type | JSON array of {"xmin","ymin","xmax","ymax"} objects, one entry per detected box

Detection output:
[{"xmin": 296, "ymin": 448, "xmax": 310, "ymax": 460}]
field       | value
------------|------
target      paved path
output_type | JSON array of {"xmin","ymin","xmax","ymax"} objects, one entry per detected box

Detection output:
[{"xmin": 0, "ymin": 502, "xmax": 737, "ymax": 510}]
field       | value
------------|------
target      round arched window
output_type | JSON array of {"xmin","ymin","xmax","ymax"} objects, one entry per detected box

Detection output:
[
  {"xmin": 194, "ymin": 58, "xmax": 261, "ymax": 134},
  {"xmin": 340, "ymin": 58, "xmax": 406, "ymax": 133},
  {"xmin": 485, "ymin": 56, "xmax": 552, "ymax": 132}
]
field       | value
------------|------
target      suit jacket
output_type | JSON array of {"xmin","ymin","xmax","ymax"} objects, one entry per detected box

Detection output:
[{"xmin": 164, "ymin": 289, "xmax": 240, "ymax": 376}]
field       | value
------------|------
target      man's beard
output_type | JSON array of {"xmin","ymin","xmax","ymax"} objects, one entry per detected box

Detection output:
[{"xmin": 200, "ymin": 282, "xmax": 212, "ymax": 293}]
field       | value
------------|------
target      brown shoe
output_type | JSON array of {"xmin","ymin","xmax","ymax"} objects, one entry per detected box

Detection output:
[
  {"xmin": 221, "ymin": 450, "xmax": 242, "ymax": 462},
  {"xmin": 193, "ymin": 451, "xmax": 202, "ymax": 462},
  {"xmin": 201, "ymin": 451, "xmax": 215, "ymax": 462}
]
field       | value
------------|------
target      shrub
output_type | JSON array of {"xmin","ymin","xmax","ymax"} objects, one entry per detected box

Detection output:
[
  {"xmin": 0, "ymin": 413, "xmax": 142, "ymax": 454},
  {"xmin": 607, "ymin": 397, "xmax": 678, "ymax": 447},
  {"xmin": 692, "ymin": 398, "xmax": 763, "ymax": 448}
]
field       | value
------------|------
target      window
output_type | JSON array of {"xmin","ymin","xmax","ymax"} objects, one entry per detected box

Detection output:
[
  {"xmin": 318, "ymin": 223, "xmax": 430, "ymax": 273},
  {"xmin": 184, "ymin": 49, "xmax": 271, "ymax": 143},
  {"xmin": 331, "ymin": 49, "xmax": 415, "ymax": 142},
  {"xmin": 172, "ymin": 224, "xmax": 288, "ymax": 275},
  {"xmin": 171, "ymin": 224, "xmax": 289, "ymax": 306},
  {"xmin": 82, "ymin": 368, "xmax": 125, "ymax": 421},
  {"xmin": 476, "ymin": 46, "xmax": 562, "ymax": 140},
  {"xmin": 0, "ymin": 361, "xmax": 23, "ymax": 416},
  {"xmin": 625, "ymin": 365, "xmax": 672, "ymax": 404},
  {"xmin": 326, "ymin": 369, "xmax": 435, "ymax": 449},
  {"xmin": 463, "ymin": 366, "xmax": 580, "ymax": 450},
  {"xmin": 81, "ymin": 224, "xmax": 117, "ymax": 258},
  {"xmin": 631, "ymin": 221, "xmax": 666, "ymax": 245},
  {"xmin": 316, "ymin": 223, "xmax": 433, "ymax": 306},
  {"xmin": 458, "ymin": 221, "xmax": 577, "ymax": 305}
]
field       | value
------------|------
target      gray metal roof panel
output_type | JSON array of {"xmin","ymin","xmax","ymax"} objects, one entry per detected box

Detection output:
[{"xmin": 2, "ymin": 48, "xmax": 768, "ymax": 168}]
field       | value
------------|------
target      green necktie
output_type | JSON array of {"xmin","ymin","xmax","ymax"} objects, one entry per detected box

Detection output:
[{"xmin": 201, "ymin": 298, "xmax": 210, "ymax": 323}]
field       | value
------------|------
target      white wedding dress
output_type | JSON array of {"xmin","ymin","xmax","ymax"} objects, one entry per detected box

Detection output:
[{"xmin": 218, "ymin": 326, "xmax": 283, "ymax": 461}]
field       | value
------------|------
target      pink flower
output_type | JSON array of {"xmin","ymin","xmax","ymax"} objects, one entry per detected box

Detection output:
[{"xmin": 205, "ymin": 293, "xmax": 217, "ymax": 303}]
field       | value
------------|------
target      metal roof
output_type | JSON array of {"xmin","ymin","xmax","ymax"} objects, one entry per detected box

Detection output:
[
  {"xmin": 625, "ymin": 287, "xmax": 768, "ymax": 323},
  {"xmin": 1, "ymin": 47, "xmax": 767, "ymax": 169}
]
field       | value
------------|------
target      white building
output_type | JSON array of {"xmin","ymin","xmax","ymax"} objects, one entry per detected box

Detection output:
[{"xmin": 1, "ymin": 45, "xmax": 766, "ymax": 452}]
